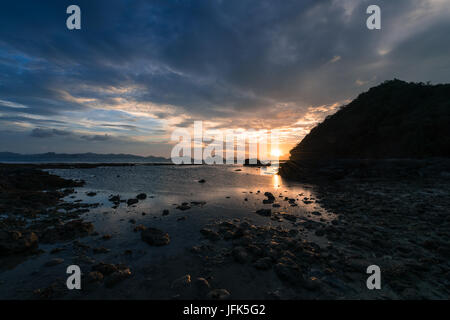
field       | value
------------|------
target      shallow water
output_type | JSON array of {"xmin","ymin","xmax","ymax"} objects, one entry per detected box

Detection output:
[{"xmin": 0, "ymin": 165, "xmax": 336, "ymax": 299}]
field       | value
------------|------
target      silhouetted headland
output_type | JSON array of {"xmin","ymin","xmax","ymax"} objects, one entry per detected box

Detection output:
[{"xmin": 280, "ymin": 80, "xmax": 450, "ymax": 180}]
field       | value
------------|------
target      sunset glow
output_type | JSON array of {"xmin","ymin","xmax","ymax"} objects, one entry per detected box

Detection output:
[{"xmin": 271, "ymin": 149, "xmax": 282, "ymax": 158}]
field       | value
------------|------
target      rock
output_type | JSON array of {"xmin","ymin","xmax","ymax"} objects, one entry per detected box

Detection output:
[
  {"xmin": 232, "ymin": 246, "xmax": 249, "ymax": 264},
  {"xmin": 207, "ymin": 289, "xmax": 231, "ymax": 300},
  {"xmin": 315, "ymin": 229, "xmax": 325, "ymax": 237},
  {"xmin": 92, "ymin": 262, "xmax": 118, "ymax": 275},
  {"xmin": 190, "ymin": 246, "xmax": 202, "ymax": 254},
  {"xmin": 176, "ymin": 204, "xmax": 191, "ymax": 211},
  {"xmin": 198, "ymin": 179, "xmax": 206, "ymax": 183},
  {"xmin": 303, "ymin": 277, "xmax": 322, "ymax": 291},
  {"xmin": 33, "ymin": 283, "xmax": 58, "ymax": 299},
  {"xmin": 50, "ymin": 248, "xmax": 64, "ymax": 254},
  {"xmin": 102, "ymin": 234, "xmax": 112, "ymax": 240},
  {"xmin": 264, "ymin": 192, "xmax": 275, "ymax": 200},
  {"xmin": 274, "ymin": 257, "xmax": 304, "ymax": 284},
  {"xmin": 87, "ymin": 271, "xmax": 104, "ymax": 283},
  {"xmin": 162, "ymin": 209, "xmax": 170, "ymax": 216},
  {"xmin": 134, "ymin": 224, "xmax": 146, "ymax": 232},
  {"xmin": 282, "ymin": 214, "xmax": 297, "ymax": 222},
  {"xmin": 86, "ymin": 192, "xmax": 97, "ymax": 197},
  {"xmin": 194, "ymin": 277, "xmax": 210, "ymax": 294},
  {"xmin": 0, "ymin": 231, "xmax": 39, "ymax": 256},
  {"xmin": 73, "ymin": 240, "xmax": 90, "ymax": 249},
  {"xmin": 127, "ymin": 198, "xmax": 139, "ymax": 206},
  {"xmin": 136, "ymin": 193, "xmax": 147, "ymax": 200},
  {"xmin": 234, "ymin": 235, "xmax": 253, "ymax": 247},
  {"xmin": 108, "ymin": 195, "xmax": 120, "ymax": 203},
  {"xmin": 223, "ymin": 230, "xmax": 234, "ymax": 240},
  {"xmin": 171, "ymin": 274, "xmax": 192, "ymax": 289},
  {"xmin": 93, "ymin": 247, "xmax": 110, "ymax": 254},
  {"xmin": 263, "ymin": 192, "xmax": 275, "ymax": 204},
  {"xmin": 256, "ymin": 209, "xmax": 271, "ymax": 217},
  {"xmin": 191, "ymin": 201, "xmax": 207, "ymax": 206},
  {"xmin": 218, "ymin": 221, "xmax": 236, "ymax": 232},
  {"xmin": 40, "ymin": 220, "xmax": 94, "ymax": 243},
  {"xmin": 44, "ymin": 258, "xmax": 64, "ymax": 267},
  {"xmin": 311, "ymin": 211, "xmax": 322, "ymax": 216},
  {"xmin": 200, "ymin": 228, "xmax": 220, "ymax": 241},
  {"xmin": 141, "ymin": 228, "xmax": 170, "ymax": 246},
  {"xmin": 129, "ymin": 219, "xmax": 136, "ymax": 224},
  {"xmin": 105, "ymin": 268, "xmax": 132, "ymax": 288},
  {"xmin": 253, "ymin": 257, "xmax": 273, "ymax": 270}
]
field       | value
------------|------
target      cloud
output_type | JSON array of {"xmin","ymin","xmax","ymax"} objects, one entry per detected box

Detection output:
[
  {"xmin": 30, "ymin": 128, "xmax": 111, "ymax": 143},
  {"xmin": 0, "ymin": 0, "xmax": 449, "ymax": 155},
  {"xmin": 0, "ymin": 99, "xmax": 28, "ymax": 109},
  {"xmin": 30, "ymin": 128, "xmax": 71, "ymax": 138},
  {"xmin": 80, "ymin": 134, "xmax": 111, "ymax": 141}
]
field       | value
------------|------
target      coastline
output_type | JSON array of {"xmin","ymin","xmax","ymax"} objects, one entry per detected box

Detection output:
[{"xmin": 0, "ymin": 163, "xmax": 448, "ymax": 299}]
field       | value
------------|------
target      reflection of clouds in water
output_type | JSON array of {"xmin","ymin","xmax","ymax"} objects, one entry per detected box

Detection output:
[{"xmin": 260, "ymin": 164, "xmax": 279, "ymax": 176}]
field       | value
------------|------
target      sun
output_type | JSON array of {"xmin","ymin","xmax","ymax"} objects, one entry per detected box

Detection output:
[{"xmin": 271, "ymin": 149, "xmax": 282, "ymax": 158}]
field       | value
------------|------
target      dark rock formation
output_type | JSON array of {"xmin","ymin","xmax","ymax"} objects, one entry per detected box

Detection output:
[
  {"xmin": 40, "ymin": 220, "xmax": 94, "ymax": 243},
  {"xmin": 244, "ymin": 159, "xmax": 270, "ymax": 167},
  {"xmin": 0, "ymin": 230, "xmax": 38, "ymax": 256},
  {"xmin": 141, "ymin": 228, "xmax": 170, "ymax": 246}
]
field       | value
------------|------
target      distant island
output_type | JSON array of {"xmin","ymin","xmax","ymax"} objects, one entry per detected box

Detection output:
[
  {"xmin": 280, "ymin": 80, "xmax": 450, "ymax": 180},
  {"xmin": 0, "ymin": 152, "xmax": 171, "ymax": 163},
  {"xmin": 243, "ymin": 159, "xmax": 271, "ymax": 167}
]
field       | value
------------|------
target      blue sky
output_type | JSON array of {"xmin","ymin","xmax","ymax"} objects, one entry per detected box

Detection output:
[{"xmin": 1, "ymin": 0, "xmax": 449, "ymax": 156}]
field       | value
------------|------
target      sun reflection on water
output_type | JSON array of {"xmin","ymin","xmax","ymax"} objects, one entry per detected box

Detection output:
[{"xmin": 273, "ymin": 174, "xmax": 281, "ymax": 189}]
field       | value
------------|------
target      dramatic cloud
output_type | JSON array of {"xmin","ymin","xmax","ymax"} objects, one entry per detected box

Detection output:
[
  {"xmin": 0, "ymin": 0, "xmax": 449, "ymax": 156},
  {"xmin": 30, "ymin": 128, "xmax": 71, "ymax": 138},
  {"xmin": 80, "ymin": 134, "xmax": 111, "ymax": 142}
]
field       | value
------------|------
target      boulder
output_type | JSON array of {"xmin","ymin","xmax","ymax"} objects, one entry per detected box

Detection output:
[
  {"xmin": 136, "ymin": 193, "xmax": 147, "ymax": 200},
  {"xmin": 0, "ymin": 230, "xmax": 38, "ymax": 256},
  {"xmin": 141, "ymin": 228, "xmax": 170, "ymax": 246},
  {"xmin": 40, "ymin": 220, "xmax": 94, "ymax": 243},
  {"xmin": 127, "ymin": 198, "xmax": 139, "ymax": 206},
  {"xmin": 256, "ymin": 209, "xmax": 271, "ymax": 217},
  {"xmin": 200, "ymin": 228, "xmax": 220, "ymax": 241}
]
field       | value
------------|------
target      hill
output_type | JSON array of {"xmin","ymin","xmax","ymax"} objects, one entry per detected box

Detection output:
[
  {"xmin": 0, "ymin": 152, "xmax": 170, "ymax": 163},
  {"xmin": 280, "ymin": 80, "xmax": 450, "ymax": 179}
]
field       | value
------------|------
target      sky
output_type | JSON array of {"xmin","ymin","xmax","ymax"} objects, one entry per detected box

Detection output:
[{"xmin": 0, "ymin": 0, "xmax": 449, "ymax": 157}]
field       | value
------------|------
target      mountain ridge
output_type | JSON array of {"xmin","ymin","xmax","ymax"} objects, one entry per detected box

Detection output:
[{"xmin": 0, "ymin": 152, "xmax": 170, "ymax": 163}]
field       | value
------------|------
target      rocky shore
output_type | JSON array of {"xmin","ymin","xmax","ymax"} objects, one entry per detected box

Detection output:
[
  {"xmin": 0, "ymin": 166, "xmax": 96, "ymax": 258},
  {"xmin": 0, "ymin": 164, "xmax": 448, "ymax": 300},
  {"xmin": 168, "ymin": 171, "xmax": 449, "ymax": 299}
]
